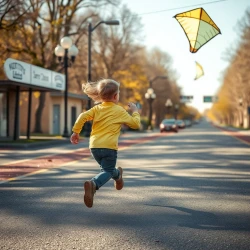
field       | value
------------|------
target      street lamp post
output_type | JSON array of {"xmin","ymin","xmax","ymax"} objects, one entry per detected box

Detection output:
[
  {"xmin": 54, "ymin": 37, "xmax": 79, "ymax": 137},
  {"xmin": 145, "ymin": 76, "xmax": 167, "ymax": 130},
  {"xmin": 85, "ymin": 19, "xmax": 120, "ymax": 137},
  {"xmin": 145, "ymin": 88, "xmax": 156, "ymax": 130},
  {"xmin": 174, "ymin": 104, "xmax": 179, "ymax": 119},
  {"xmin": 239, "ymin": 98, "xmax": 243, "ymax": 127}
]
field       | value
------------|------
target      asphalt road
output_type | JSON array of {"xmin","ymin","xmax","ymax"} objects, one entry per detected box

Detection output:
[{"xmin": 1, "ymin": 121, "xmax": 250, "ymax": 250}]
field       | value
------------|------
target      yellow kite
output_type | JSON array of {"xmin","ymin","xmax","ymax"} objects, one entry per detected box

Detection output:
[
  {"xmin": 194, "ymin": 61, "xmax": 204, "ymax": 80},
  {"xmin": 174, "ymin": 8, "xmax": 221, "ymax": 53}
]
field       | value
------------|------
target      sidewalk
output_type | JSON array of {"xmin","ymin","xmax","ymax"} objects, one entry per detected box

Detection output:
[
  {"xmin": 212, "ymin": 123, "xmax": 250, "ymax": 144},
  {"xmin": 0, "ymin": 130, "xmax": 164, "ymax": 183}
]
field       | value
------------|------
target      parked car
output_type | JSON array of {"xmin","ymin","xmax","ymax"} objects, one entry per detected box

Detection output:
[
  {"xmin": 184, "ymin": 119, "xmax": 192, "ymax": 127},
  {"xmin": 159, "ymin": 119, "xmax": 178, "ymax": 133},
  {"xmin": 176, "ymin": 119, "xmax": 186, "ymax": 129}
]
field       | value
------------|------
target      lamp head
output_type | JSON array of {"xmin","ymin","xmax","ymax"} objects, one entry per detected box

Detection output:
[
  {"xmin": 54, "ymin": 45, "xmax": 64, "ymax": 57},
  {"xmin": 104, "ymin": 20, "xmax": 120, "ymax": 25},
  {"xmin": 151, "ymin": 93, "xmax": 156, "ymax": 99},
  {"xmin": 147, "ymin": 88, "xmax": 154, "ymax": 95},
  {"xmin": 239, "ymin": 98, "xmax": 243, "ymax": 106},
  {"xmin": 165, "ymin": 99, "xmax": 172, "ymax": 107},
  {"xmin": 60, "ymin": 36, "xmax": 73, "ymax": 49},
  {"xmin": 68, "ymin": 44, "xmax": 79, "ymax": 57}
]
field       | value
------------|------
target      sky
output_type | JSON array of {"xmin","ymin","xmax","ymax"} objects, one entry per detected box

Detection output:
[{"xmin": 119, "ymin": 0, "xmax": 250, "ymax": 112}]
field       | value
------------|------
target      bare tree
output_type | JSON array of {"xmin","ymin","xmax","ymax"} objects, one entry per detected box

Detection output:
[
  {"xmin": 0, "ymin": 0, "xmax": 119, "ymax": 133},
  {"xmin": 0, "ymin": 0, "xmax": 30, "ymax": 30},
  {"xmin": 210, "ymin": 7, "xmax": 250, "ymax": 126},
  {"xmin": 90, "ymin": 4, "xmax": 144, "ymax": 79}
]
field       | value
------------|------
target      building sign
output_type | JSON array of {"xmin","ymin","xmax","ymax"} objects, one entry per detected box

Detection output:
[
  {"xmin": 31, "ymin": 65, "xmax": 52, "ymax": 88},
  {"xmin": 5, "ymin": 59, "xmax": 31, "ymax": 84},
  {"xmin": 52, "ymin": 71, "xmax": 65, "ymax": 90},
  {"xmin": 4, "ymin": 58, "xmax": 65, "ymax": 91}
]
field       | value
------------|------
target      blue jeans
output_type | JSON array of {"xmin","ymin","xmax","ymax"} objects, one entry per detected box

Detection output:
[{"xmin": 90, "ymin": 148, "xmax": 120, "ymax": 190}]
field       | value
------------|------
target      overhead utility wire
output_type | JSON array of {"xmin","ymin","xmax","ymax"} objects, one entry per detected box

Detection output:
[{"xmin": 133, "ymin": 0, "xmax": 228, "ymax": 16}]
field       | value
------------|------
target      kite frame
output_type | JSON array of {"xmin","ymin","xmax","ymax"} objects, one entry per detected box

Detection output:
[{"xmin": 173, "ymin": 7, "xmax": 221, "ymax": 53}]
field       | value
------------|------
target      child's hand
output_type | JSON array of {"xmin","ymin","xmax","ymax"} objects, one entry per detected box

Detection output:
[
  {"xmin": 128, "ymin": 102, "xmax": 138, "ymax": 112},
  {"xmin": 70, "ymin": 133, "xmax": 80, "ymax": 144}
]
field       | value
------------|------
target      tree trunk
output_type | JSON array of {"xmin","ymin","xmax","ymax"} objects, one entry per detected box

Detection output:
[{"xmin": 33, "ymin": 92, "xmax": 46, "ymax": 133}]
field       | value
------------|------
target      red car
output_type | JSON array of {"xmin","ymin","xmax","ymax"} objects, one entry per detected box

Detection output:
[{"xmin": 159, "ymin": 119, "xmax": 178, "ymax": 133}]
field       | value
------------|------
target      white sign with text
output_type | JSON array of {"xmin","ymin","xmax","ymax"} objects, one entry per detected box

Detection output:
[{"xmin": 4, "ymin": 58, "xmax": 65, "ymax": 91}]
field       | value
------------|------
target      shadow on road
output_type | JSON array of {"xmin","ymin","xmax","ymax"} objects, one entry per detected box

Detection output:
[{"xmin": 1, "ymin": 122, "xmax": 250, "ymax": 249}]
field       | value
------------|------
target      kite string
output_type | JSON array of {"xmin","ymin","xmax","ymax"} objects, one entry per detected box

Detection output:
[{"xmin": 132, "ymin": 0, "xmax": 229, "ymax": 16}]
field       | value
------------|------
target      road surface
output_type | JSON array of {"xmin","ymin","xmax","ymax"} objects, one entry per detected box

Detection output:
[{"xmin": 0, "ymin": 121, "xmax": 250, "ymax": 250}]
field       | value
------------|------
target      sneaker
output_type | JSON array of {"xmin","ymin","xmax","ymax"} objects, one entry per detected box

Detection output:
[
  {"xmin": 84, "ymin": 181, "xmax": 96, "ymax": 208},
  {"xmin": 114, "ymin": 167, "xmax": 124, "ymax": 190}
]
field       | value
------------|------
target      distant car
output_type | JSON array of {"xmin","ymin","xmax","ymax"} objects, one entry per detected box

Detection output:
[
  {"xmin": 176, "ymin": 119, "xmax": 186, "ymax": 129},
  {"xmin": 159, "ymin": 119, "xmax": 178, "ymax": 133},
  {"xmin": 184, "ymin": 119, "xmax": 192, "ymax": 127}
]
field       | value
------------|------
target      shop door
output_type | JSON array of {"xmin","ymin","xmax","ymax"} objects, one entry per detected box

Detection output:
[{"xmin": 53, "ymin": 104, "xmax": 60, "ymax": 134}]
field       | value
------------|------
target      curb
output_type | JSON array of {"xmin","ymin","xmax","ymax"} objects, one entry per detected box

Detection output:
[
  {"xmin": 212, "ymin": 123, "xmax": 250, "ymax": 145},
  {"xmin": 0, "ymin": 139, "xmax": 69, "ymax": 149}
]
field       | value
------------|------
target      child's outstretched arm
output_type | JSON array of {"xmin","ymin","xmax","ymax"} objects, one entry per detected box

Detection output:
[
  {"xmin": 122, "ymin": 102, "xmax": 140, "ymax": 129},
  {"xmin": 127, "ymin": 102, "xmax": 138, "ymax": 113},
  {"xmin": 70, "ymin": 132, "xmax": 80, "ymax": 144},
  {"xmin": 71, "ymin": 108, "xmax": 95, "ymax": 142}
]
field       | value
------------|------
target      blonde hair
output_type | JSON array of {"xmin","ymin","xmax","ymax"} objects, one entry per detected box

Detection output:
[{"xmin": 82, "ymin": 79, "xmax": 120, "ymax": 103}]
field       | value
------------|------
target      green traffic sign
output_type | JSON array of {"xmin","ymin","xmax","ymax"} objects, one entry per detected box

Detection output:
[
  {"xmin": 203, "ymin": 96, "xmax": 212, "ymax": 102},
  {"xmin": 203, "ymin": 96, "xmax": 218, "ymax": 103},
  {"xmin": 180, "ymin": 95, "xmax": 193, "ymax": 102}
]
